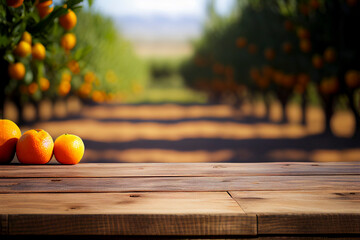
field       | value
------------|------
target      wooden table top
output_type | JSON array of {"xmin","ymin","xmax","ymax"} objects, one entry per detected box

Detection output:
[{"xmin": 0, "ymin": 162, "xmax": 359, "ymax": 238}]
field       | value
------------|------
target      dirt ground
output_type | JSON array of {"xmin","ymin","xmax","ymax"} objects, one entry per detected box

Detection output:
[{"xmin": 4, "ymin": 99, "xmax": 360, "ymax": 163}]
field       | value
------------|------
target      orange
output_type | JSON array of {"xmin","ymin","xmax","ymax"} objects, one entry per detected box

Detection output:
[
  {"xmin": 16, "ymin": 129, "xmax": 54, "ymax": 164},
  {"xmin": 61, "ymin": 72, "xmax": 72, "ymax": 82},
  {"xmin": 54, "ymin": 134, "xmax": 84, "ymax": 164},
  {"xmin": 0, "ymin": 119, "xmax": 21, "ymax": 164},
  {"xmin": 282, "ymin": 74, "xmax": 296, "ymax": 88},
  {"xmin": 310, "ymin": 0, "xmax": 320, "ymax": 9},
  {"xmin": 14, "ymin": 41, "xmax": 31, "ymax": 57},
  {"xmin": 35, "ymin": 0, "xmax": 52, "ymax": 7},
  {"xmin": 67, "ymin": 60, "xmax": 80, "ymax": 74},
  {"xmin": 236, "ymin": 37, "xmax": 247, "ymax": 48},
  {"xmin": 28, "ymin": 82, "xmax": 38, "ymax": 95},
  {"xmin": 297, "ymin": 27, "xmax": 310, "ymax": 39},
  {"xmin": 21, "ymin": 32, "xmax": 32, "ymax": 44},
  {"xmin": 8, "ymin": 62, "xmax": 25, "ymax": 80},
  {"xmin": 92, "ymin": 90, "xmax": 106, "ymax": 103},
  {"xmin": 39, "ymin": 77, "xmax": 50, "ymax": 91},
  {"xmin": 32, "ymin": 43, "xmax": 46, "ymax": 60},
  {"xmin": 324, "ymin": 47, "xmax": 336, "ymax": 63},
  {"xmin": 320, "ymin": 77, "xmax": 339, "ymax": 95},
  {"xmin": 78, "ymin": 83, "xmax": 92, "ymax": 98},
  {"xmin": 6, "ymin": 0, "xmax": 23, "ymax": 8},
  {"xmin": 264, "ymin": 48, "xmax": 275, "ymax": 60},
  {"xmin": 299, "ymin": 39, "xmax": 311, "ymax": 53},
  {"xmin": 60, "ymin": 33, "xmax": 76, "ymax": 51},
  {"xmin": 84, "ymin": 71, "xmax": 95, "ymax": 83},
  {"xmin": 37, "ymin": 6, "xmax": 53, "ymax": 19},
  {"xmin": 59, "ymin": 9, "xmax": 77, "ymax": 30},
  {"xmin": 297, "ymin": 73, "xmax": 310, "ymax": 86},
  {"xmin": 345, "ymin": 70, "xmax": 360, "ymax": 88},
  {"xmin": 58, "ymin": 81, "xmax": 71, "ymax": 96},
  {"xmin": 312, "ymin": 55, "xmax": 323, "ymax": 69}
]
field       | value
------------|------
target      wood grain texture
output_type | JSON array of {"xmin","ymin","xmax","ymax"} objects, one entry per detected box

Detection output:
[
  {"xmin": 8, "ymin": 214, "xmax": 256, "ymax": 236},
  {"xmin": 0, "ymin": 215, "xmax": 8, "ymax": 235},
  {"xmin": 0, "ymin": 162, "xmax": 359, "ymax": 178},
  {"xmin": 0, "ymin": 192, "xmax": 245, "ymax": 214},
  {"xmin": 229, "ymin": 191, "xmax": 360, "ymax": 214},
  {"xmin": 0, "ymin": 175, "xmax": 358, "ymax": 193},
  {"xmin": 258, "ymin": 214, "xmax": 360, "ymax": 234}
]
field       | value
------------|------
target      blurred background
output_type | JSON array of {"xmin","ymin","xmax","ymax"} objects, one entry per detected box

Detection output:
[{"xmin": 1, "ymin": 0, "xmax": 360, "ymax": 163}]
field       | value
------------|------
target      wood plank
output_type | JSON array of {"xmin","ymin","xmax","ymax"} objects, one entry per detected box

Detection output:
[
  {"xmin": 0, "ymin": 192, "xmax": 256, "ymax": 236},
  {"xmin": 0, "ymin": 162, "xmax": 359, "ymax": 178},
  {"xmin": 0, "ymin": 215, "xmax": 7, "ymax": 235},
  {"xmin": 229, "ymin": 191, "xmax": 360, "ymax": 235},
  {"xmin": 229, "ymin": 191, "xmax": 360, "ymax": 214},
  {"xmin": 0, "ymin": 176, "xmax": 358, "ymax": 193},
  {"xmin": 8, "ymin": 214, "xmax": 256, "ymax": 236},
  {"xmin": 0, "ymin": 192, "xmax": 245, "ymax": 215},
  {"xmin": 258, "ymin": 214, "xmax": 360, "ymax": 234}
]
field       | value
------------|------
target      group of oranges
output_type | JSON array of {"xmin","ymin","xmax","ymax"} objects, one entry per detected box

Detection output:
[
  {"xmin": 7, "ymin": 0, "xmax": 78, "ymax": 97},
  {"xmin": 0, "ymin": 119, "xmax": 84, "ymax": 165}
]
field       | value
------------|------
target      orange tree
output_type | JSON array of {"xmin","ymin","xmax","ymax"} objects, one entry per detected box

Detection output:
[
  {"xmin": 181, "ymin": 0, "xmax": 360, "ymax": 137},
  {"xmin": 0, "ymin": 0, "xmax": 84, "ymax": 123}
]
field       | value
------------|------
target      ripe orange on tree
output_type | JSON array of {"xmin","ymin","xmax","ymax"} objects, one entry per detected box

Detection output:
[
  {"xmin": 58, "ymin": 81, "xmax": 71, "ymax": 96},
  {"xmin": 21, "ymin": 32, "xmax": 32, "ymax": 44},
  {"xmin": 39, "ymin": 77, "xmax": 50, "ymax": 91},
  {"xmin": 0, "ymin": 119, "xmax": 21, "ymax": 164},
  {"xmin": 297, "ymin": 73, "xmax": 310, "ymax": 86},
  {"xmin": 320, "ymin": 77, "xmax": 339, "ymax": 95},
  {"xmin": 8, "ymin": 62, "xmax": 25, "ymax": 80},
  {"xmin": 61, "ymin": 33, "xmax": 76, "ymax": 51},
  {"xmin": 6, "ymin": 0, "xmax": 23, "ymax": 8},
  {"xmin": 299, "ymin": 39, "xmax": 311, "ymax": 53},
  {"xmin": 312, "ymin": 54, "xmax": 323, "ymax": 69},
  {"xmin": 37, "ymin": 6, "xmax": 54, "ymax": 19},
  {"xmin": 32, "ymin": 43, "xmax": 46, "ymax": 60},
  {"xmin": 236, "ymin": 37, "xmax": 247, "ymax": 48},
  {"xmin": 59, "ymin": 9, "xmax": 77, "ymax": 30},
  {"xmin": 14, "ymin": 41, "xmax": 31, "ymax": 57},
  {"xmin": 345, "ymin": 70, "xmax": 360, "ymax": 88},
  {"xmin": 28, "ymin": 82, "xmax": 38, "ymax": 95},
  {"xmin": 297, "ymin": 27, "xmax": 310, "ymax": 39},
  {"xmin": 68, "ymin": 60, "xmax": 80, "ymax": 74},
  {"xmin": 35, "ymin": 0, "xmax": 52, "ymax": 7},
  {"xmin": 16, "ymin": 129, "xmax": 54, "ymax": 164},
  {"xmin": 324, "ymin": 47, "xmax": 336, "ymax": 63},
  {"xmin": 54, "ymin": 134, "xmax": 85, "ymax": 164}
]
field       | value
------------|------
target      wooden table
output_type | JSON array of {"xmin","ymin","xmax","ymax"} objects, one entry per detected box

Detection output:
[{"xmin": 0, "ymin": 162, "xmax": 359, "ymax": 239}]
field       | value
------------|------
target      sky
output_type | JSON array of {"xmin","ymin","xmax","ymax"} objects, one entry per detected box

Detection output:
[{"xmin": 92, "ymin": 0, "xmax": 235, "ymax": 19}]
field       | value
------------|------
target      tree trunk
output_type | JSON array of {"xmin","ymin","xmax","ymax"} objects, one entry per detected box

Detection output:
[
  {"xmin": 323, "ymin": 96, "xmax": 334, "ymax": 137},
  {"xmin": 300, "ymin": 92, "xmax": 307, "ymax": 126},
  {"xmin": 279, "ymin": 98, "xmax": 288, "ymax": 124},
  {"xmin": 13, "ymin": 97, "xmax": 24, "ymax": 126}
]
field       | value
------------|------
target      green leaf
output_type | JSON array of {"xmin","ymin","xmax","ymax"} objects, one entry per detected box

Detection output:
[
  {"xmin": 87, "ymin": 0, "xmax": 93, "ymax": 7},
  {"xmin": 24, "ymin": 70, "xmax": 33, "ymax": 84},
  {"xmin": 29, "ymin": 6, "xmax": 68, "ymax": 33},
  {"xmin": 4, "ymin": 52, "xmax": 14, "ymax": 63}
]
